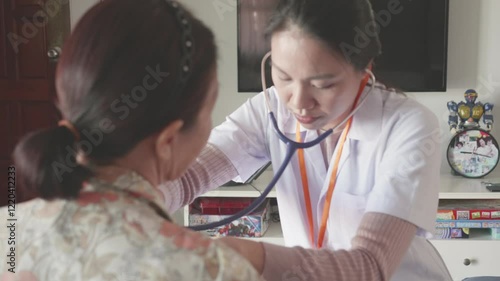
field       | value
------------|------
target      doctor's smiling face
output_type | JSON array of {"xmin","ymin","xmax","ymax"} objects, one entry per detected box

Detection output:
[{"xmin": 271, "ymin": 27, "xmax": 365, "ymax": 131}]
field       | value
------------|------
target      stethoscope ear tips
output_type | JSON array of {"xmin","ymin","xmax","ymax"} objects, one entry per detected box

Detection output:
[{"xmin": 365, "ymin": 68, "xmax": 376, "ymax": 84}]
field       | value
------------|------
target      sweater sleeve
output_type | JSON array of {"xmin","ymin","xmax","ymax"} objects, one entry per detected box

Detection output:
[
  {"xmin": 261, "ymin": 212, "xmax": 417, "ymax": 281},
  {"xmin": 159, "ymin": 144, "xmax": 238, "ymax": 213}
]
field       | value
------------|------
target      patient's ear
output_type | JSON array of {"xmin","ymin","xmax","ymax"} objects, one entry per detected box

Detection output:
[{"xmin": 156, "ymin": 120, "xmax": 184, "ymax": 161}]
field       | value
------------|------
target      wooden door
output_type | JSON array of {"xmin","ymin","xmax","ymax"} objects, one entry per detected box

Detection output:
[{"xmin": 0, "ymin": 0, "xmax": 70, "ymax": 206}]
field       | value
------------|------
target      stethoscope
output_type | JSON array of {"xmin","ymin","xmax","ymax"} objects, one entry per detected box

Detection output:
[{"xmin": 188, "ymin": 52, "xmax": 377, "ymax": 231}]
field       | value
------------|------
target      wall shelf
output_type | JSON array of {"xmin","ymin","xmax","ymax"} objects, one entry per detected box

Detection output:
[
  {"xmin": 202, "ymin": 169, "xmax": 500, "ymax": 199},
  {"xmin": 438, "ymin": 171, "xmax": 500, "ymax": 199}
]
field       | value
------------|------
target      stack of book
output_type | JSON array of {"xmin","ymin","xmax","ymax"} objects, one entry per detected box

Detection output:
[{"xmin": 434, "ymin": 199, "xmax": 500, "ymax": 239}]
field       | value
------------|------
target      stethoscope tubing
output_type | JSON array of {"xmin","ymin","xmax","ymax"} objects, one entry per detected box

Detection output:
[
  {"xmin": 188, "ymin": 53, "xmax": 376, "ymax": 231},
  {"xmin": 188, "ymin": 138, "xmax": 295, "ymax": 231}
]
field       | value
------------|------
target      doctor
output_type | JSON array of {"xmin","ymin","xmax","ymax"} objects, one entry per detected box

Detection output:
[{"xmin": 161, "ymin": 0, "xmax": 452, "ymax": 280}]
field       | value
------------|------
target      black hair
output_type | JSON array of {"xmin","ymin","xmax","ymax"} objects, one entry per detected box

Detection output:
[{"xmin": 265, "ymin": 0, "xmax": 382, "ymax": 71}]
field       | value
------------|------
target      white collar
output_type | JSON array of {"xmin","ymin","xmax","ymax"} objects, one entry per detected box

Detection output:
[{"xmin": 348, "ymin": 85, "xmax": 383, "ymax": 141}]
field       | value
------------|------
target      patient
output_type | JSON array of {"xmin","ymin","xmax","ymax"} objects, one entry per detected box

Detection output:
[{"xmin": 0, "ymin": 0, "xmax": 261, "ymax": 280}]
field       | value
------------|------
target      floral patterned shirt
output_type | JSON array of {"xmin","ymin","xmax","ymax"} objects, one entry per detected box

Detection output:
[{"xmin": 0, "ymin": 172, "xmax": 261, "ymax": 281}]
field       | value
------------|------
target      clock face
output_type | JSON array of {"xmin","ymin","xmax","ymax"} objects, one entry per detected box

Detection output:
[{"xmin": 447, "ymin": 129, "xmax": 500, "ymax": 178}]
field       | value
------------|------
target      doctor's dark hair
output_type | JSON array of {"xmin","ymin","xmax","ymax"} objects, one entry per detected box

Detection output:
[
  {"xmin": 13, "ymin": 0, "xmax": 216, "ymax": 200},
  {"xmin": 266, "ymin": 0, "xmax": 382, "ymax": 71}
]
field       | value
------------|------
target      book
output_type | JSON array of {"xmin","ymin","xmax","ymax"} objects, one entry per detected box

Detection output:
[
  {"xmin": 491, "ymin": 228, "xmax": 500, "ymax": 239},
  {"xmin": 433, "ymin": 228, "xmax": 470, "ymax": 239},
  {"xmin": 435, "ymin": 220, "xmax": 500, "ymax": 229}
]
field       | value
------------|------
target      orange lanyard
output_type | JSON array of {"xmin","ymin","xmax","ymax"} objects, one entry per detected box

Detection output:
[{"xmin": 295, "ymin": 74, "xmax": 370, "ymax": 248}]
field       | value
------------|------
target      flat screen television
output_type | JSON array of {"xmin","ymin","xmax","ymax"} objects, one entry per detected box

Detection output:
[{"xmin": 237, "ymin": 0, "xmax": 449, "ymax": 93}]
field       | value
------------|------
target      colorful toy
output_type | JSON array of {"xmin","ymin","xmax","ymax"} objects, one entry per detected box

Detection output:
[{"xmin": 447, "ymin": 89, "xmax": 494, "ymax": 133}]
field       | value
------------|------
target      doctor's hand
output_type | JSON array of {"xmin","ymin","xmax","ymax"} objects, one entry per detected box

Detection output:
[{"xmin": 216, "ymin": 237, "xmax": 265, "ymax": 274}]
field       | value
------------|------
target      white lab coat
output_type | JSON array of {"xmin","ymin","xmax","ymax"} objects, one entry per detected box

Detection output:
[{"xmin": 209, "ymin": 84, "xmax": 452, "ymax": 281}]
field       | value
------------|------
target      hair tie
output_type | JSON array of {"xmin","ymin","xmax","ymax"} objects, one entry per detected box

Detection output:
[{"xmin": 58, "ymin": 120, "xmax": 80, "ymax": 141}]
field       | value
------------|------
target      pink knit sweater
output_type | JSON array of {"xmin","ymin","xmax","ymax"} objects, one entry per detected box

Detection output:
[{"xmin": 160, "ymin": 144, "xmax": 419, "ymax": 281}]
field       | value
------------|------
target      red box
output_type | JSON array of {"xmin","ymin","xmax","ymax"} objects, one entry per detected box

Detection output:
[
  {"xmin": 196, "ymin": 198, "xmax": 254, "ymax": 215},
  {"xmin": 189, "ymin": 199, "xmax": 270, "ymax": 238},
  {"xmin": 437, "ymin": 199, "xmax": 500, "ymax": 220}
]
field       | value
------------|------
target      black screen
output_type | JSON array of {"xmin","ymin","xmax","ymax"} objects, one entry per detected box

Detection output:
[
  {"xmin": 370, "ymin": 0, "xmax": 449, "ymax": 91},
  {"xmin": 237, "ymin": 0, "xmax": 449, "ymax": 92}
]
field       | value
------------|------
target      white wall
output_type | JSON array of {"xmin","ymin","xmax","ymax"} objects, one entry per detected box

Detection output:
[
  {"xmin": 69, "ymin": 0, "xmax": 99, "ymax": 28},
  {"xmin": 70, "ymin": 0, "xmax": 500, "ymax": 173}
]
